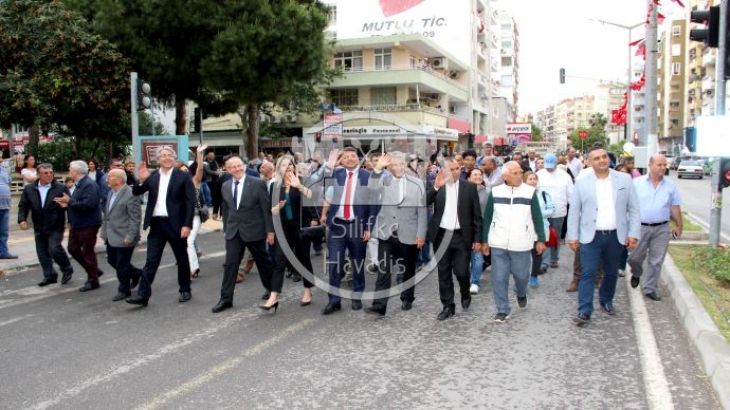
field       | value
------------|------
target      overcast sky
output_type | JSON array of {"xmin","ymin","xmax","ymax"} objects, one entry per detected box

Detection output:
[{"xmin": 500, "ymin": 0, "xmax": 686, "ymax": 116}]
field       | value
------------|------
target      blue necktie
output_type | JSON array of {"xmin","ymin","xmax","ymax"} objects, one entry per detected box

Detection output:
[{"xmin": 233, "ymin": 181, "xmax": 239, "ymax": 210}]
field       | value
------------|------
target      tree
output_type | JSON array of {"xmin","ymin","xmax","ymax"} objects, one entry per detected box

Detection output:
[
  {"xmin": 530, "ymin": 122, "xmax": 543, "ymax": 142},
  {"xmin": 569, "ymin": 112, "xmax": 609, "ymax": 149},
  {"xmin": 0, "ymin": 0, "xmax": 131, "ymax": 157}
]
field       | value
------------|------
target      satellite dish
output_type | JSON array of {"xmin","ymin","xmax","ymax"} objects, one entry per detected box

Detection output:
[{"xmin": 623, "ymin": 142, "xmax": 635, "ymax": 155}]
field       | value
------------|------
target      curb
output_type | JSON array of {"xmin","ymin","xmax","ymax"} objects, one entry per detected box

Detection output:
[{"xmin": 662, "ymin": 253, "xmax": 730, "ymax": 410}]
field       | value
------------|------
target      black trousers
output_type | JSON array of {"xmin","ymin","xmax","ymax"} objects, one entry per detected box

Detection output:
[
  {"xmin": 530, "ymin": 245, "xmax": 542, "ymax": 278},
  {"xmin": 35, "ymin": 230, "xmax": 73, "ymax": 280},
  {"xmin": 274, "ymin": 221, "xmax": 314, "ymax": 289},
  {"xmin": 106, "ymin": 244, "xmax": 140, "ymax": 296},
  {"xmin": 434, "ymin": 229, "xmax": 471, "ymax": 308},
  {"xmin": 220, "ymin": 236, "xmax": 272, "ymax": 303},
  {"xmin": 137, "ymin": 218, "xmax": 191, "ymax": 299},
  {"xmin": 372, "ymin": 236, "xmax": 418, "ymax": 310}
]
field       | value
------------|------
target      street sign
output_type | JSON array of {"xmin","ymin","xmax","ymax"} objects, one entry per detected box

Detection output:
[{"xmin": 579, "ymin": 130, "xmax": 588, "ymax": 140}]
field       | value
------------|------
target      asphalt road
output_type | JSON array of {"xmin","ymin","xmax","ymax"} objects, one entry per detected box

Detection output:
[
  {"xmin": 671, "ymin": 169, "xmax": 730, "ymax": 242},
  {"xmin": 0, "ymin": 232, "xmax": 722, "ymax": 409}
]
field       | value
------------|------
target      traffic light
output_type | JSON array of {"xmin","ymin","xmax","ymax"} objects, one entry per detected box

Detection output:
[
  {"xmin": 559, "ymin": 68, "xmax": 565, "ymax": 84},
  {"xmin": 689, "ymin": 6, "xmax": 720, "ymax": 48},
  {"xmin": 137, "ymin": 79, "xmax": 152, "ymax": 110},
  {"xmin": 720, "ymin": 157, "xmax": 730, "ymax": 188},
  {"xmin": 193, "ymin": 108, "xmax": 202, "ymax": 132}
]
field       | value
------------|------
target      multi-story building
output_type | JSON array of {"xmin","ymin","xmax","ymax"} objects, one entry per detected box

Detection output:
[
  {"xmin": 497, "ymin": 10, "xmax": 519, "ymax": 125},
  {"xmin": 657, "ymin": 17, "xmax": 688, "ymax": 150}
]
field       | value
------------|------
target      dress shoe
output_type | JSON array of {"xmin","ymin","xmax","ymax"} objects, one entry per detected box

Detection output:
[
  {"xmin": 112, "ymin": 292, "xmax": 130, "ymax": 302},
  {"xmin": 436, "ymin": 306, "xmax": 455, "ymax": 321},
  {"xmin": 644, "ymin": 292, "xmax": 662, "ymax": 301},
  {"xmin": 179, "ymin": 291, "xmax": 192, "ymax": 303},
  {"xmin": 211, "ymin": 300, "xmax": 233, "ymax": 313},
  {"xmin": 0, "ymin": 253, "xmax": 18, "ymax": 259},
  {"xmin": 566, "ymin": 280, "xmax": 578, "ymax": 292},
  {"xmin": 322, "ymin": 302, "xmax": 342, "ymax": 315},
  {"xmin": 600, "ymin": 302, "xmax": 616, "ymax": 315},
  {"xmin": 259, "ymin": 301, "xmax": 279, "ymax": 313},
  {"xmin": 549, "ymin": 261, "xmax": 559, "ymax": 268},
  {"xmin": 351, "ymin": 300, "xmax": 363, "ymax": 310},
  {"xmin": 401, "ymin": 301, "xmax": 413, "ymax": 311},
  {"xmin": 126, "ymin": 295, "xmax": 149, "ymax": 306},
  {"xmin": 37, "ymin": 278, "xmax": 58, "ymax": 287},
  {"xmin": 573, "ymin": 312, "xmax": 591, "ymax": 326},
  {"xmin": 291, "ymin": 274, "xmax": 302, "ymax": 283},
  {"xmin": 130, "ymin": 270, "xmax": 141, "ymax": 289},
  {"xmin": 461, "ymin": 298, "xmax": 472, "ymax": 310},
  {"xmin": 79, "ymin": 282, "xmax": 100, "ymax": 292},
  {"xmin": 630, "ymin": 275, "xmax": 640, "ymax": 288},
  {"xmin": 191, "ymin": 268, "xmax": 200, "ymax": 278},
  {"xmin": 61, "ymin": 273, "xmax": 73, "ymax": 285},
  {"xmin": 97, "ymin": 270, "xmax": 104, "ymax": 278},
  {"xmin": 262, "ymin": 293, "xmax": 271, "ymax": 301},
  {"xmin": 365, "ymin": 306, "xmax": 386, "ymax": 316}
]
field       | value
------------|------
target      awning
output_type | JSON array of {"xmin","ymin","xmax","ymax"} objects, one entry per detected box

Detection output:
[
  {"xmin": 474, "ymin": 134, "xmax": 487, "ymax": 144},
  {"xmin": 448, "ymin": 117, "xmax": 471, "ymax": 133}
]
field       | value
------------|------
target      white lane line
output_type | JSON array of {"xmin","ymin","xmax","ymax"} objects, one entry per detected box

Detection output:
[
  {"xmin": 684, "ymin": 211, "xmax": 730, "ymax": 243},
  {"xmin": 27, "ymin": 309, "xmax": 267, "ymax": 410},
  {"xmin": 134, "ymin": 319, "xmax": 316, "ymax": 410},
  {"xmin": 626, "ymin": 271, "xmax": 675, "ymax": 410},
  {"xmin": 0, "ymin": 315, "xmax": 30, "ymax": 327}
]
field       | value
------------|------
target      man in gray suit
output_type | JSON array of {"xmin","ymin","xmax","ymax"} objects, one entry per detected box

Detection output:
[
  {"xmin": 211, "ymin": 156, "xmax": 275, "ymax": 313},
  {"xmin": 567, "ymin": 147, "xmax": 640, "ymax": 326},
  {"xmin": 364, "ymin": 152, "xmax": 427, "ymax": 316},
  {"xmin": 100, "ymin": 169, "xmax": 142, "ymax": 301}
]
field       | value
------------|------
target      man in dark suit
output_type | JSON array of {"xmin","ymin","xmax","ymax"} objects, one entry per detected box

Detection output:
[
  {"xmin": 427, "ymin": 157, "xmax": 482, "ymax": 320},
  {"xmin": 211, "ymin": 155, "xmax": 275, "ymax": 313},
  {"xmin": 54, "ymin": 160, "xmax": 103, "ymax": 292},
  {"xmin": 100, "ymin": 169, "xmax": 142, "ymax": 302},
  {"xmin": 320, "ymin": 147, "xmax": 377, "ymax": 315},
  {"xmin": 126, "ymin": 147, "xmax": 196, "ymax": 307},
  {"xmin": 18, "ymin": 163, "xmax": 74, "ymax": 286}
]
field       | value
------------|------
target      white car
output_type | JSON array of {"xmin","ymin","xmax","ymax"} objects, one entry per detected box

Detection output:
[{"xmin": 676, "ymin": 160, "xmax": 704, "ymax": 179}]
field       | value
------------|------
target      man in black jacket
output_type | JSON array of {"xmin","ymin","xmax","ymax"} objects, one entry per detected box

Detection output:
[{"xmin": 18, "ymin": 163, "xmax": 74, "ymax": 287}]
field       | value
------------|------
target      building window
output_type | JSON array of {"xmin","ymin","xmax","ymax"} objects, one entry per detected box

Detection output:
[
  {"xmin": 671, "ymin": 62, "xmax": 680, "ymax": 75},
  {"xmin": 331, "ymin": 89, "xmax": 359, "ymax": 107},
  {"xmin": 409, "ymin": 55, "xmax": 416, "ymax": 68},
  {"xmin": 370, "ymin": 87, "xmax": 397, "ymax": 105},
  {"xmin": 671, "ymin": 25, "xmax": 680, "ymax": 37},
  {"xmin": 374, "ymin": 48, "xmax": 392, "ymax": 71},
  {"xmin": 328, "ymin": 6, "xmax": 337, "ymax": 23},
  {"xmin": 669, "ymin": 101, "xmax": 680, "ymax": 108},
  {"xmin": 334, "ymin": 51, "xmax": 363, "ymax": 72}
]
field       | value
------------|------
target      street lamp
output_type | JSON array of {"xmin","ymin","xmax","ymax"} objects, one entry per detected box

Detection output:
[{"xmin": 590, "ymin": 19, "xmax": 645, "ymax": 141}]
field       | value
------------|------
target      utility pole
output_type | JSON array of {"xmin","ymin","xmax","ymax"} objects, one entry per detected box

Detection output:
[
  {"xmin": 710, "ymin": 0, "xmax": 728, "ymax": 246},
  {"xmin": 644, "ymin": 0, "xmax": 658, "ymax": 152},
  {"xmin": 131, "ymin": 72, "xmax": 140, "ymax": 173}
]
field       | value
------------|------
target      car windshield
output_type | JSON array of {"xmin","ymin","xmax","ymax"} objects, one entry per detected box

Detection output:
[{"xmin": 680, "ymin": 161, "xmax": 700, "ymax": 166}]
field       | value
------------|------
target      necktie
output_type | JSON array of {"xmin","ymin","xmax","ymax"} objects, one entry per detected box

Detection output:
[
  {"xmin": 233, "ymin": 180, "xmax": 239, "ymax": 210},
  {"xmin": 343, "ymin": 171, "xmax": 354, "ymax": 220}
]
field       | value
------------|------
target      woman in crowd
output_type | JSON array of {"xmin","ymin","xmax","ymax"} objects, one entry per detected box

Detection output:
[
  {"xmin": 524, "ymin": 170, "xmax": 554, "ymax": 286},
  {"xmin": 21, "ymin": 154, "xmax": 38, "ymax": 186},
  {"xmin": 175, "ymin": 145, "xmax": 207, "ymax": 280},
  {"xmin": 124, "ymin": 160, "xmax": 138, "ymax": 186},
  {"xmin": 468, "ymin": 168, "xmax": 489, "ymax": 295},
  {"xmin": 87, "ymin": 158, "xmax": 105, "ymax": 188},
  {"xmin": 267, "ymin": 155, "xmax": 315, "ymax": 311}
]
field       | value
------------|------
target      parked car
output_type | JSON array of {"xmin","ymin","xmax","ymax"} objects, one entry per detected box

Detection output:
[
  {"xmin": 666, "ymin": 156, "xmax": 675, "ymax": 170},
  {"xmin": 677, "ymin": 160, "xmax": 704, "ymax": 179}
]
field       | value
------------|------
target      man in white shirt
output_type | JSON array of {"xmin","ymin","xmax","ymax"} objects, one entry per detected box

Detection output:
[
  {"xmin": 567, "ymin": 147, "xmax": 583, "ymax": 180},
  {"xmin": 536, "ymin": 153, "xmax": 573, "ymax": 270}
]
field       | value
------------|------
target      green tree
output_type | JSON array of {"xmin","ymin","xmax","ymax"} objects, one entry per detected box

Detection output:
[
  {"xmin": 530, "ymin": 122, "xmax": 543, "ymax": 141},
  {"xmin": 0, "ymin": 0, "xmax": 131, "ymax": 157},
  {"xmin": 569, "ymin": 112, "xmax": 609, "ymax": 149}
]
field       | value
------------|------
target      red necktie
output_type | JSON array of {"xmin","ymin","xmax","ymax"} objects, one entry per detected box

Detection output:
[{"xmin": 343, "ymin": 171, "xmax": 354, "ymax": 220}]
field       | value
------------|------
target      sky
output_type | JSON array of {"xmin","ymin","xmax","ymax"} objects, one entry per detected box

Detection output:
[{"xmin": 500, "ymin": 0, "xmax": 686, "ymax": 116}]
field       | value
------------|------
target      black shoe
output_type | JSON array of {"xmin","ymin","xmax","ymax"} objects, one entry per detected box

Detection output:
[
  {"xmin": 630, "ymin": 275, "xmax": 640, "ymax": 288},
  {"xmin": 97, "ymin": 270, "xmax": 104, "ymax": 278},
  {"xmin": 212, "ymin": 300, "xmax": 233, "ymax": 313},
  {"xmin": 573, "ymin": 312, "xmax": 591, "ymax": 326},
  {"xmin": 600, "ymin": 302, "xmax": 616, "ymax": 315},
  {"xmin": 0, "ymin": 253, "xmax": 18, "ymax": 259},
  {"xmin": 79, "ymin": 282, "xmax": 100, "ymax": 292},
  {"xmin": 517, "ymin": 296, "xmax": 528, "ymax": 308},
  {"xmin": 61, "ymin": 274, "xmax": 73, "ymax": 285},
  {"xmin": 179, "ymin": 291, "xmax": 192, "ymax": 303},
  {"xmin": 191, "ymin": 268, "xmax": 200, "ymax": 278},
  {"xmin": 461, "ymin": 298, "xmax": 471, "ymax": 310},
  {"xmin": 259, "ymin": 301, "xmax": 279, "ymax": 313},
  {"xmin": 112, "ymin": 292, "xmax": 130, "ymax": 302},
  {"xmin": 644, "ymin": 292, "xmax": 662, "ymax": 301},
  {"xmin": 291, "ymin": 274, "xmax": 302, "ymax": 283},
  {"xmin": 437, "ymin": 306, "xmax": 455, "ymax": 321},
  {"xmin": 126, "ymin": 295, "xmax": 149, "ymax": 307},
  {"xmin": 365, "ymin": 306, "xmax": 386, "ymax": 316},
  {"xmin": 37, "ymin": 278, "xmax": 58, "ymax": 287},
  {"xmin": 401, "ymin": 301, "xmax": 413, "ymax": 311},
  {"xmin": 130, "ymin": 270, "xmax": 141, "ymax": 289},
  {"xmin": 262, "ymin": 293, "xmax": 271, "ymax": 301},
  {"xmin": 351, "ymin": 300, "xmax": 363, "ymax": 310},
  {"xmin": 322, "ymin": 302, "xmax": 342, "ymax": 315}
]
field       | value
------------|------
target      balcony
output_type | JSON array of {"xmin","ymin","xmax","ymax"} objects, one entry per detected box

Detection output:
[{"xmin": 330, "ymin": 67, "xmax": 469, "ymax": 101}]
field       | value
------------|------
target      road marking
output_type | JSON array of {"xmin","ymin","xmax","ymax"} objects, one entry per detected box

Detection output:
[
  {"xmin": 27, "ymin": 309, "xmax": 271, "ymax": 410},
  {"xmin": 0, "ymin": 315, "xmax": 30, "ymax": 327},
  {"xmin": 8, "ymin": 236, "xmax": 36, "ymax": 245},
  {"xmin": 684, "ymin": 211, "xmax": 730, "ymax": 243},
  {"xmin": 626, "ymin": 271, "xmax": 675, "ymax": 410},
  {"xmin": 134, "ymin": 319, "xmax": 316, "ymax": 410}
]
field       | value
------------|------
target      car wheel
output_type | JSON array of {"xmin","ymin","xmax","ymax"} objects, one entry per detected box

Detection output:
[{"xmin": 678, "ymin": 175, "xmax": 682, "ymax": 179}]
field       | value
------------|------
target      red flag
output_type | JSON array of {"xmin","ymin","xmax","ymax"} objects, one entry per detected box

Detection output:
[
  {"xmin": 629, "ymin": 38, "xmax": 644, "ymax": 46},
  {"xmin": 636, "ymin": 44, "xmax": 646, "ymax": 57},
  {"xmin": 673, "ymin": 0, "xmax": 685, "ymax": 8},
  {"xmin": 657, "ymin": 12, "xmax": 665, "ymax": 25}
]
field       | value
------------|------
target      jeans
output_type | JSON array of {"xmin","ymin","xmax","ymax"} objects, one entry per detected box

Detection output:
[
  {"xmin": 327, "ymin": 221, "xmax": 366, "ymax": 304},
  {"xmin": 542, "ymin": 217, "xmax": 565, "ymax": 267},
  {"xmin": 417, "ymin": 241, "xmax": 431, "ymax": 267},
  {"xmin": 490, "ymin": 247, "xmax": 531, "ymax": 315},
  {"xmin": 470, "ymin": 249, "xmax": 484, "ymax": 286},
  {"xmin": 200, "ymin": 182, "xmax": 212, "ymax": 207},
  {"xmin": 0, "ymin": 209, "xmax": 9, "ymax": 256},
  {"xmin": 578, "ymin": 230, "xmax": 622, "ymax": 316},
  {"xmin": 619, "ymin": 247, "xmax": 628, "ymax": 270}
]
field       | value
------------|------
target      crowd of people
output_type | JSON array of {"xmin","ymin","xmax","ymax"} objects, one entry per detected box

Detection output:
[{"xmin": 10, "ymin": 139, "xmax": 683, "ymax": 326}]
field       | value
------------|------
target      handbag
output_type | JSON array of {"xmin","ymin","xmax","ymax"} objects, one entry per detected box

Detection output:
[
  {"xmin": 545, "ymin": 226, "xmax": 559, "ymax": 247},
  {"xmin": 301, "ymin": 225, "xmax": 325, "ymax": 239}
]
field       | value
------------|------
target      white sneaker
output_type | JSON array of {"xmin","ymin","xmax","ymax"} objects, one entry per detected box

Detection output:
[{"xmin": 470, "ymin": 284, "xmax": 479, "ymax": 294}]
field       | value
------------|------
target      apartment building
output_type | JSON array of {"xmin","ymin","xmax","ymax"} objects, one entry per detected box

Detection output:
[{"xmin": 657, "ymin": 17, "xmax": 688, "ymax": 149}]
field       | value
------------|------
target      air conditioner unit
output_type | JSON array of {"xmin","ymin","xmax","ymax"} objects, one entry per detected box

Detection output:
[
  {"xmin": 271, "ymin": 115, "xmax": 282, "ymax": 124},
  {"xmin": 286, "ymin": 113, "xmax": 297, "ymax": 123},
  {"xmin": 449, "ymin": 105, "xmax": 457, "ymax": 114},
  {"xmin": 448, "ymin": 70, "xmax": 458, "ymax": 79},
  {"xmin": 259, "ymin": 114, "xmax": 271, "ymax": 124},
  {"xmin": 431, "ymin": 57, "xmax": 447, "ymax": 69}
]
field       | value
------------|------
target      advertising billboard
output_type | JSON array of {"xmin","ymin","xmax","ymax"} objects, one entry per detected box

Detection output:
[{"xmin": 336, "ymin": 0, "xmax": 472, "ymax": 65}]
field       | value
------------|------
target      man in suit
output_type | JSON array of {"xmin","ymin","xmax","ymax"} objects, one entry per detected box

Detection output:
[
  {"xmin": 100, "ymin": 169, "xmax": 142, "ymax": 302},
  {"xmin": 522, "ymin": 149, "xmax": 538, "ymax": 172},
  {"xmin": 126, "ymin": 147, "xmax": 196, "ymax": 306},
  {"xmin": 18, "ymin": 163, "xmax": 74, "ymax": 286},
  {"xmin": 427, "ymin": 157, "xmax": 482, "ymax": 320},
  {"xmin": 321, "ymin": 147, "xmax": 377, "ymax": 315},
  {"xmin": 567, "ymin": 147, "xmax": 640, "ymax": 326},
  {"xmin": 364, "ymin": 152, "xmax": 427, "ymax": 316},
  {"xmin": 54, "ymin": 160, "xmax": 103, "ymax": 292},
  {"xmin": 211, "ymin": 155, "xmax": 275, "ymax": 313}
]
